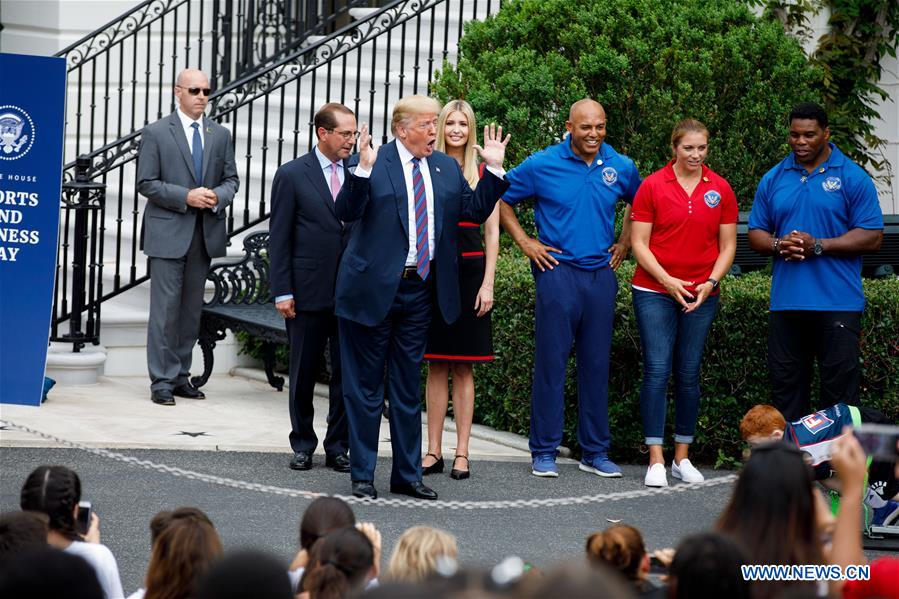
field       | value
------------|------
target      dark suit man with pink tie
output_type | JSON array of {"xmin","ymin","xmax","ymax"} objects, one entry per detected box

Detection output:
[
  {"xmin": 269, "ymin": 103, "xmax": 357, "ymax": 474},
  {"xmin": 334, "ymin": 95, "xmax": 510, "ymax": 500}
]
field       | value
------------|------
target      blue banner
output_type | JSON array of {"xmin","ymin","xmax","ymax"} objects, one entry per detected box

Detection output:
[{"xmin": 0, "ymin": 53, "xmax": 66, "ymax": 406}]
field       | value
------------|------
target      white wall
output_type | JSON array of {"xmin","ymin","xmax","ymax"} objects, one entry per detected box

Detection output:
[{"xmin": 1, "ymin": 0, "xmax": 134, "ymax": 55}]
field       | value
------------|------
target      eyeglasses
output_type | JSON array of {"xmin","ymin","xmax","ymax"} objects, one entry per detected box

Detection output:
[
  {"xmin": 177, "ymin": 85, "xmax": 212, "ymax": 97},
  {"xmin": 328, "ymin": 129, "xmax": 360, "ymax": 140}
]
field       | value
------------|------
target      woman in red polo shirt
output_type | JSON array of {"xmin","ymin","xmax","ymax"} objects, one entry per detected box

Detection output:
[{"xmin": 630, "ymin": 119, "xmax": 737, "ymax": 488}]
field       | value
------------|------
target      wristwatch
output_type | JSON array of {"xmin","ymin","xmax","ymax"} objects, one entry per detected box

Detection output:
[
  {"xmin": 812, "ymin": 238, "xmax": 823, "ymax": 256},
  {"xmin": 707, "ymin": 277, "xmax": 720, "ymax": 291}
]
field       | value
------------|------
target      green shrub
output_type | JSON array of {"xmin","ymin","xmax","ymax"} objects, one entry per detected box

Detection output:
[
  {"xmin": 432, "ymin": 0, "xmax": 823, "ymax": 211},
  {"xmin": 476, "ymin": 253, "xmax": 899, "ymax": 465}
]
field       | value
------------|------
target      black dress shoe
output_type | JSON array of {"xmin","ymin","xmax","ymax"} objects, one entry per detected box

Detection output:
[
  {"xmin": 390, "ymin": 480, "xmax": 438, "ymax": 500},
  {"xmin": 450, "ymin": 455, "xmax": 470, "ymax": 480},
  {"xmin": 422, "ymin": 453, "xmax": 444, "ymax": 475},
  {"xmin": 326, "ymin": 453, "xmax": 351, "ymax": 473},
  {"xmin": 289, "ymin": 451, "xmax": 313, "ymax": 471},
  {"xmin": 151, "ymin": 389, "xmax": 175, "ymax": 406},
  {"xmin": 351, "ymin": 481, "xmax": 377, "ymax": 499},
  {"xmin": 173, "ymin": 384, "xmax": 205, "ymax": 399}
]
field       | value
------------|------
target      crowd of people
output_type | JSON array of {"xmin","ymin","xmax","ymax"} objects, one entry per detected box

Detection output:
[
  {"xmin": 136, "ymin": 67, "xmax": 886, "ymax": 503},
  {"xmin": 17, "ymin": 67, "xmax": 890, "ymax": 598},
  {"xmin": 2, "ymin": 448, "xmax": 897, "ymax": 599}
]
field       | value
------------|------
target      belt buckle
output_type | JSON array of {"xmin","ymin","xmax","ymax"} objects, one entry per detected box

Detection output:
[{"xmin": 402, "ymin": 266, "xmax": 418, "ymax": 280}]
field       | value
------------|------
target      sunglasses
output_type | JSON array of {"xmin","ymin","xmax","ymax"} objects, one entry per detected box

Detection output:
[{"xmin": 177, "ymin": 85, "xmax": 212, "ymax": 97}]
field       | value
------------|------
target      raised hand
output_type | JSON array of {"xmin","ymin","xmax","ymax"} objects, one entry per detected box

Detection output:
[
  {"xmin": 473, "ymin": 123, "xmax": 511, "ymax": 169},
  {"xmin": 358, "ymin": 122, "xmax": 379, "ymax": 171}
]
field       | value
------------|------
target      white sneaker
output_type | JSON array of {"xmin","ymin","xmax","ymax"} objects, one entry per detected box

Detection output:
[
  {"xmin": 644, "ymin": 463, "xmax": 668, "ymax": 487},
  {"xmin": 672, "ymin": 459, "xmax": 704, "ymax": 483}
]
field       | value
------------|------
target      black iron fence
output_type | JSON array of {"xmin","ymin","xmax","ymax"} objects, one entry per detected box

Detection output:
[
  {"xmin": 55, "ymin": 0, "xmax": 377, "ymax": 163},
  {"xmin": 51, "ymin": 0, "xmax": 501, "ymax": 341}
]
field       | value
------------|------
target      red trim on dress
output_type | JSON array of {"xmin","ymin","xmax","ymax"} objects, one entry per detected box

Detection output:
[
  {"xmin": 424, "ymin": 353, "xmax": 495, "ymax": 362},
  {"xmin": 458, "ymin": 221, "xmax": 480, "ymax": 228},
  {"xmin": 461, "ymin": 251, "xmax": 485, "ymax": 257}
]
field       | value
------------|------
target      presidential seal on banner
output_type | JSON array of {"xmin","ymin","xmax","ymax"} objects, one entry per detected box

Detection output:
[{"xmin": 0, "ymin": 105, "xmax": 35, "ymax": 160}]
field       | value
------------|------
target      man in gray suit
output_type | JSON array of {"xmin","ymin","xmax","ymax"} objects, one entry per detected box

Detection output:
[{"xmin": 138, "ymin": 68, "xmax": 239, "ymax": 405}]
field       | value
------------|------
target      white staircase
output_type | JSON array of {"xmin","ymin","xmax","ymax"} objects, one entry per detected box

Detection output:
[{"xmin": 48, "ymin": 0, "xmax": 498, "ymax": 384}]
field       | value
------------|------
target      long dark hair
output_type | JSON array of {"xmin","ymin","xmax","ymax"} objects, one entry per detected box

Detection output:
[
  {"xmin": 301, "ymin": 528, "xmax": 373, "ymax": 599},
  {"xmin": 717, "ymin": 443, "xmax": 822, "ymax": 596},
  {"xmin": 299, "ymin": 497, "xmax": 356, "ymax": 551},
  {"xmin": 19, "ymin": 465, "xmax": 82, "ymax": 541}
]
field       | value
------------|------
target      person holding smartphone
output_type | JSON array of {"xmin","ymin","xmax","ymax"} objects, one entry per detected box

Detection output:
[
  {"xmin": 740, "ymin": 403, "xmax": 899, "ymax": 527},
  {"xmin": 19, "ymin": 465, "xmax": 124, "ymax": 599}
]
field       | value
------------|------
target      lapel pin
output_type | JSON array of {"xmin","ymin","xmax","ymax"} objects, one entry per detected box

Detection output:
[
  {"xmin": 702, "ymin": 176, "xmax": 709, "ymax": 182},
  {"xmin": 819, "ymin": 167, "xmax": 825, "ymax": 173},
  {"xmin": 435, "ymin": 166, "xmax": 441, "ymax": 173}
]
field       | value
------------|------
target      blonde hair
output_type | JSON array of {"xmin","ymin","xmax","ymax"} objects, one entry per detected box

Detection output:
[
  {"xmin": 437, "ymin": 99, "xmax": 480, "ymax": 188},
  {"xmin": 385, "ymin": 526, "xmax": 457, "ymax": 583},
  {"xmin": 585, "ymin": 524, "xmax": 646, "ymax": 581},
  {"xmin": 391, "ymin": 95, "xmax": 441, "ymax": 135},
  {"xmin": 670, "ymin": 118, "xmax": 710, "ymax": 154}
]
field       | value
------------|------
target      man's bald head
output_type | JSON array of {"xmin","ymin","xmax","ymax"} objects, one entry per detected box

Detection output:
[
  {"xmin": 176, "ymin": 68, "xmax": 209, "ymax": 88},
  {"xmin": 565, "ymin": 99, "xmax": 607, "ymax": 164},
  {"xmin": 568, "ymin": 99, "xmax": 605, "ymax": 123}
]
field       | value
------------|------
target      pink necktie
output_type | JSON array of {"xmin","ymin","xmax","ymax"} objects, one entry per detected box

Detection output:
[{"xmin": 330, "ymin": 162, "xmax": 341, "ymax": 201}]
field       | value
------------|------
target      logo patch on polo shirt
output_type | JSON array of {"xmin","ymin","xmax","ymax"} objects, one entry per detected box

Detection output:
[
  {"xmin": 703, "ymin": 190, "xmax": 721, "ymax": 208},
  {"xmin": 601, "ymin": 167, "xmax": 618, "ymax": 185},
  {"xmin": 799, "ymin": 411, "xmax": 834, "ymax": 434},
  {"xmin": 822, "ymin": 176, "xmax": 841, "ymax": 192}
]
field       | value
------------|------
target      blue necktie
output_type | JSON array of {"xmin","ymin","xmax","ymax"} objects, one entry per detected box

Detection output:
[{"xmin": 191, "ymin": 122, "xmax": 203, "ymax": 185}]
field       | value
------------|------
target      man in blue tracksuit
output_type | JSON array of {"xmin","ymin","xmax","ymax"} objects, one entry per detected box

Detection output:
[{"xmin": 499, "ymin": 99, "xmax": 640, "ymax": 478}]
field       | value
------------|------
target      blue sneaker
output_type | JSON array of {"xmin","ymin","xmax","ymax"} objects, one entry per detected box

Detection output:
[
  {"xmin": 580, "ymin": 455, "xmax": 622, "ymax": 478},
  {"xmin": 871, "ymin": 500, "xmax": 899, "ymax": 526},
  {"xmin": 531, "ymin": 454, "xmax": 559, "ymax": 478}
]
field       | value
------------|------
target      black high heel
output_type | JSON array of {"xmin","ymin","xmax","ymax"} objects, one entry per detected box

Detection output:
[
  {"xmin": 450, "ymin": 455, "xmax": 470, "ymax": 480},
  {"xmin": 422, "ymin": 452, "xmax": 444, "ymax": 475}
]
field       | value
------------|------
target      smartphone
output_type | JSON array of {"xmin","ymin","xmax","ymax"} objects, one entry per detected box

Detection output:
[
  {"xmin": 854, "ymin": 424, "xmax": 899, "ymax": 462},
  {"xmin": 649, "ymin": 555, "xmax": 668, "ymax": 575},
  {"xmin": 76, "ymin": 500, "xmax": 92, "ymax": 535}
]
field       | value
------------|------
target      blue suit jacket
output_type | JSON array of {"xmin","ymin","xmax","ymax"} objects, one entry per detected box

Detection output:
[{"xmin": 334, "ymin": 141, "xmax": 509, "ymax": 327}]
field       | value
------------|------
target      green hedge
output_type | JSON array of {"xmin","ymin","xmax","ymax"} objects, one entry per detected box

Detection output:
[
  {"xmin": 432, "ymin": 0, "xmax": 824, "ymax": 210},
  {"xmin": 475, "ymin": 253, "xmax": 899, "ymax": 466}
]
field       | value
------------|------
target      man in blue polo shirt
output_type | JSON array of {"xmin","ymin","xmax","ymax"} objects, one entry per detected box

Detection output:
[
  {"xmin": 748, "ymin": 102, "xmax": 883, "ymax": 422},
  {"xmin": 500, "ymin": 99, "xmax": 640, "ymax": 478}
]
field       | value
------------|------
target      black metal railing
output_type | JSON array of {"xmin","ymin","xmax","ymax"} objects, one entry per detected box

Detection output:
[
  {"xmin": 53, "ymin": 157, "xmax": 106, "ymax": 348},
  {"xmin": 52, "ymin": 0, "xmax": 501, "ymax": 336},
  {"xmin": 56, "ymin": 0, "xmax": 377, "ymax": 163}
]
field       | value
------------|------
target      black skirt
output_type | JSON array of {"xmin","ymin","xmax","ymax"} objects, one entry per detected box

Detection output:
[{"xmin": 424, "ymin": 221, "xmax": 494, "ymax": 363}]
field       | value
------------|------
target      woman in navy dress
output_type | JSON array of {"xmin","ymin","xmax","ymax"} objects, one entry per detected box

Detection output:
[{"xmin": 421, "ymin": 100, "xmax": 500, "ymax": 480}]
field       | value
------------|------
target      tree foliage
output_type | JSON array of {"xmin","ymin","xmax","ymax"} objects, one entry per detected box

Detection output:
[
  {"xmin": 747, "ymin": 0, "xmax": 899, "ymax": 184},
  {"xmin": 432, "ymin": 0, "xmax": 823, "ymax": 209}
]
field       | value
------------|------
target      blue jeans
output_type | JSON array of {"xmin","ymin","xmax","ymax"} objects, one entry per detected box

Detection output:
[{"xmin": 632, "ymin": 288, "xmax": 719, "ymax": 445}]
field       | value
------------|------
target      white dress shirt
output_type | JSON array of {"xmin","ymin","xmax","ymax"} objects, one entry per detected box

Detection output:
[
  {"xmin": 314, "ymin": 145, "xmax": 345, "ymax": 187},
  {"xmin": 176, "ymin": 107, "xmax": 204, "ymax": 153}
]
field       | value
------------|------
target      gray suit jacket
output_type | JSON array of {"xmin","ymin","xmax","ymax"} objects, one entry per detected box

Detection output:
[{"xmin": 138, "ymin": 112, "xmax": 239, "ymax": 258}]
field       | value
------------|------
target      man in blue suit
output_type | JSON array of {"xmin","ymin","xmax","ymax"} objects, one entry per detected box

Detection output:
[
  {"xmin": 335, "ymin": 95, "xmax": 510, "ymax": 500},
  {"xmin": 269, "ymin": 103, "xmax": 356, "ymax": 474}
]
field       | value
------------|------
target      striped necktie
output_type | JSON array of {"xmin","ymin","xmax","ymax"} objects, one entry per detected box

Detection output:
[{"xmin": 411, "ymin": 157, "xmax": 430, "ymax": 280}]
